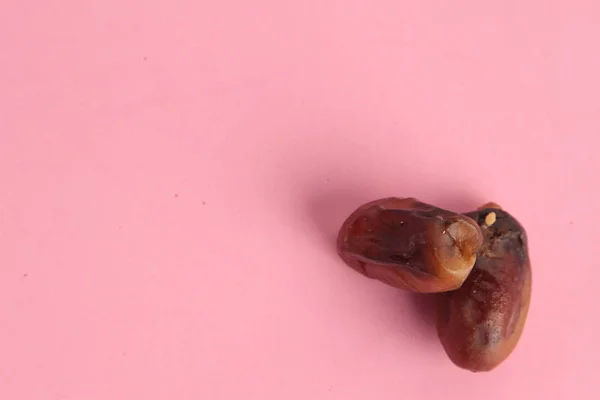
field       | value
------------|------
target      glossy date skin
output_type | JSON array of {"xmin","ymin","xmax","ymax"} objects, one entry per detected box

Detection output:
[
  {"xmin": 337, "ymin": 198, "xmax": 483, "ymax": 293},
  {"xmin": 436, "ymin": 204, "xmax": 532, "ymax": 372}
]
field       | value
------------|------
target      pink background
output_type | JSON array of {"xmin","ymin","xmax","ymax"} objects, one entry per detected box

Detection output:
[{"xmin": 1, "ymin": 1, "xmax": 599, "ymax": 399}]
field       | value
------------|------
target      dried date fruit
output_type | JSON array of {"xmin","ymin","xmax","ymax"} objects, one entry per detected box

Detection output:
[
  {"xmin": 337, "ymin": 197, "xmax": 483, "ymax": 292},
  {"xmin": 436, "ymin": 204, "xmax": 532, "ymax": 372}
]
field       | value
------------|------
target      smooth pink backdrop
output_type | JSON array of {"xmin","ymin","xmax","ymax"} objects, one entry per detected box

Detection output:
[{"xmin": 2, "ymin": 1, "xmax": 599, "ymax": 399}]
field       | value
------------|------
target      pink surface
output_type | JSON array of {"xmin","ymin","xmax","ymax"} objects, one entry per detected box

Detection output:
[{"xmin": 1, "ymin": 1, "xmax": 599, "ymax": 399}]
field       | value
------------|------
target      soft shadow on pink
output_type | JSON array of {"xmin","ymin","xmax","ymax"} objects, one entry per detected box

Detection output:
[{"xmin": 302, "ymin": 174, "xmax": 483, "ymax": 345}]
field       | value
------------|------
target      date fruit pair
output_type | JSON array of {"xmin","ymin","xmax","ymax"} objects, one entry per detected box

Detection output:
[{"xmin": 337, "ymin": 198, "xmax": 531, "ymax": 372}]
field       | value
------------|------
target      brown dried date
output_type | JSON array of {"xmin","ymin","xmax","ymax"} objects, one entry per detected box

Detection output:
[
  {"xmin": 337, "ymin": 198, "xmax": 483, "ymax": 293},
  {"xmin": 436, "ymin": 204, "xmax": 532, "ymax": 372}
]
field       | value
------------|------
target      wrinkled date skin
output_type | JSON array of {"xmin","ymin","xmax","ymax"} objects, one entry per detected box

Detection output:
[
  {"xmin": 337, "ymin": 198, "xmax": 483, "ymax": 293},
  {"xmin": 436, "ymin": 204, "xmax": 532, "ymax": 372}
]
